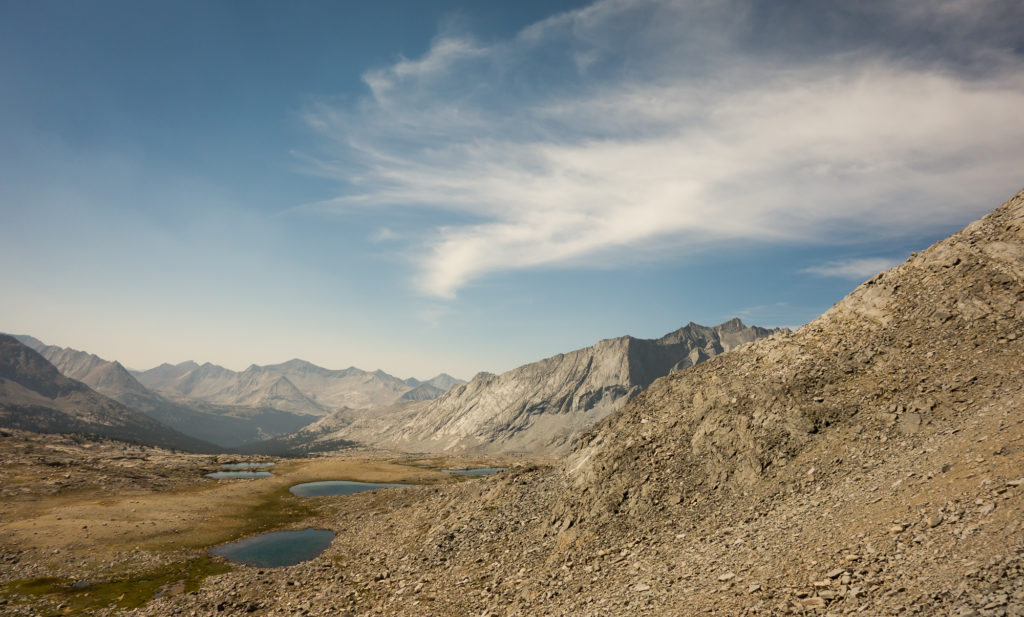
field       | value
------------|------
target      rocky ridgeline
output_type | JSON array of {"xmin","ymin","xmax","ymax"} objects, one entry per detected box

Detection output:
[
  {"xmin": 562, "ymin": 188, "xmax": 1024, "ymax": 523},
  {"xmin": 0, "ymin": 336, "xmax": 217, "ymax": 453},
  {"xmin": 124, "ymin": 190, "xmax": 1024, "ymax": 617},
  {"xmin": 135, "ymin": 360, "xmax": 462, "ymax": 417},
  {"xmin": 289, "ymin": 319, "xmax": 782, "ymax": 455},
  {"xmin": 10, "ymin": 338, "xmax": 319, "ymax": 448}
]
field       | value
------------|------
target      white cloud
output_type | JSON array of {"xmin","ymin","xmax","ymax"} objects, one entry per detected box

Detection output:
[
  {"xmin": 803, "ymin": 257, "xmax": 903, "ymax": 279},
  {"xmin": 299, "ymin": 0, "xmax": 1024, "ymax": 298}
]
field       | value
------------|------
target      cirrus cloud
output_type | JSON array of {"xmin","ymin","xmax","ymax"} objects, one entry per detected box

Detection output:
[
  {"xmin": 298, "ymin": 0, "xmax": 1024, "ymax": 299},
  {"xmin": 803, "ymin": 257, "xmax": 904, "ymax": 280}
]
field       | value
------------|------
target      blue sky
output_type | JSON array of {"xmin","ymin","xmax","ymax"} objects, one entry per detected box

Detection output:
[{"xmin": 2, "ymin": 0, "xmax": 1022, "ymax": 380}]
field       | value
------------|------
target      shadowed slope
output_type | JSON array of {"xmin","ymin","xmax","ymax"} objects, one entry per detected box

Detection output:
[{"xmin": 0, "ymin": 335, "xmax": 218, "ymax": 452}]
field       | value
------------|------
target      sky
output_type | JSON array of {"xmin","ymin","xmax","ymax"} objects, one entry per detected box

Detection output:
[{"xmin": 2, "ymin": 0, "xmax": 1023, "ymax": 380}]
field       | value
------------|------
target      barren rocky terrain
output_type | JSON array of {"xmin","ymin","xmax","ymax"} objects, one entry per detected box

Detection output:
[
  {"xmin": 273, "ymin": 319, "xmax": 781, "ymax": 456},
  {"xmin": 2, "ymin": 189, "xmax": 1023, "ymax": 616}
]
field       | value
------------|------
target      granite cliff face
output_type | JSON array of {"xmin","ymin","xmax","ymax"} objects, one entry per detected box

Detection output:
[
  {"xmin": 287, "ymin": 319, "xmax": 783, "ymax": 455},
  {"xmin": 0, "ymin": 335, "xmax": 215, "ymax": 452}
]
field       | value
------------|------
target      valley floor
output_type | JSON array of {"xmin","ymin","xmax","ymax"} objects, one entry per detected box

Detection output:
[
  {"xmin": 1, "ymin": 388, "xmax": 1021, "ymax": 617},
  {"xmin": 0, "ymin": 431, "xmax": 510, "ymax": 616}
]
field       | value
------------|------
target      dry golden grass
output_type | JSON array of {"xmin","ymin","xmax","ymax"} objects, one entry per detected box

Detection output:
[{"xmin": 1, "ymin": 456, "xmax": 454, "ymax": 566}]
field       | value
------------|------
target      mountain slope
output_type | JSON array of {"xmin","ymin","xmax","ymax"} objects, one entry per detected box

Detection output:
[
  {"xmin": 256, "ymin": 360, "xmax": 415, "ymax": 410},
  {"xmin": 15, "ymin": 336, "xmax": 165, "ymax": 412},
  {"xmin": 287, "ymin": 318, "xmax": 783, "ymax": 455},
  {"xmin": 0, "ymin": 335, "xmax": 217, "ymax": 452},
  {"xmin": 563, "ymin": 189, "xmax": 1024, "ymax": 522},
  {"xmin": 522, "ymin": 187, "xmax": 1024, "ymax": 614},
  {"xmin": 424, "ymin": 373, "xmax": 464, "ymax": 391},
  {"xmin": 130, "ymin": 361, "xmax": 199, "ymax": 389},
  {"xmin": 399, "ymin": 382, "xmax": 445, "ymax": 401},
  {"xmin": 12, "ymin": 339, "xmax": 317, "ymax": 448},
  {"xmin": 45, "ymin": 190, "xmax": 1024, "ymax": 617}
]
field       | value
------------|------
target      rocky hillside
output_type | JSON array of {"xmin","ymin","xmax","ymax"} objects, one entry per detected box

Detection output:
[
  {"xmin": 126, "ymin": 189, "xmax": 1024, "ymax": 617},
  {"xmin": 0, "ymin": 335, "xmax": 216, "ymax": 452},
  {"xmin": 13, "ymin": 335, "xmax": 153, "ymax": 405},
  {"xmin": 529, "ymin": 187, "xmax": 1024, "ymax": 613},
  {"xmin": 282, "ymin": 318, "xmax": 782, "ymax": 455},
  {"xmin": 10, "ymin": 338, "xmax": 319, "ymax": 449},
  {"xmin": 2, "ymin": 189, "xmax": 1021, "ymax": 617}
]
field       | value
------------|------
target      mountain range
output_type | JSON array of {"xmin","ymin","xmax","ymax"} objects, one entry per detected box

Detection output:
[
  {"xmin": 133, "ymin": 359, "xmax": 461, "ymax": 416},
  {"xmin": 187, "ymin": 187, "xmax": 1024, "ymax": 617},
  {"xmin": 259, "ymin": 318, "xmax": 785, "ymax": 455},
  {"xmin": 0, "ymin": 334, "xmax": 216, "ymax": 452},
  {"xmin": 9, "ymin": 336, "xmax": 464, "ymax": 449}
]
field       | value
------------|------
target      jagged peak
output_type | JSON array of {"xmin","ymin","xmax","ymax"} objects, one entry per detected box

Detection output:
[{"xmin": 715, "ymin": 317, "xmax": 746, "ymax": 330}]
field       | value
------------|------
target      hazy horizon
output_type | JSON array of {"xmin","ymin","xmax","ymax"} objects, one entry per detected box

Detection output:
[{"xmin": 3, "ymin": 0, "xmax": 1022, "ymax": 378}]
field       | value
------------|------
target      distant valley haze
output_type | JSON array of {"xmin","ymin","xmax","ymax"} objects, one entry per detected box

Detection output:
[{"xmin": 2, "ymin": 0, "xmax": 1023, "ymax": 380}]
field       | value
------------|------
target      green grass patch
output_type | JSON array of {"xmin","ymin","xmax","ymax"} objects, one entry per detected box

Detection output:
[{"xmin": 1, "ymin": 555, "xmax": 232, "ymax": 615}]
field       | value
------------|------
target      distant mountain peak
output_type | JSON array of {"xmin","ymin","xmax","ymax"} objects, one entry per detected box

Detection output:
[
  {"xmin": 9, "ymin": 334, "xmax": 47, "ymax": 351},
  {"xmin": 0, "ymin": 334, "xmax": 217, "ymax": 452},
  {"xmin": 718, "ymin": 316, "xmax": 746, "ymax": 329},
  {"xmin": 299, "ymin": 319, "xmax": 783, "ymax": 455}
]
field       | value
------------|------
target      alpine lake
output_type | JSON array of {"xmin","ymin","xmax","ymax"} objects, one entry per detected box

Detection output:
[{"xmin": 205, "ymin": 464, "xmax": 505, "ymax": 568}]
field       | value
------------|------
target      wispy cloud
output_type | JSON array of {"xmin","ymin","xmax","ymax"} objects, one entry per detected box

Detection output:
[
  {"xmin": 299, "ymin": 0, "xmax": 1024, "ymax": 298},
  {"xmin": 371, "ymin": 226, "xmax": 399, "ymax": 242},
  {"xmin": 803, "ymin": 257, "xmax": 903, "ymax": 279}
]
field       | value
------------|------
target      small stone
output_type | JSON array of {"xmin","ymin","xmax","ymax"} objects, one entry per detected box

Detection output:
[
  {"xmin": 826, "ymin": 568, "xmax": 845, "ymax": 579},
  {"xmin": 748, "ymin": 583, "xmax": 761, "ymax": 593},
  {"xmin": 633, "ymin": 583, "xmax": 650, "ymax": 592},
  {"xmin": 927, "ymin": 515, "xmax": 944, "ymax": 528},
  {"xmin": 718, "ymin": 572, "xmax": 735, "ymax": 582}
]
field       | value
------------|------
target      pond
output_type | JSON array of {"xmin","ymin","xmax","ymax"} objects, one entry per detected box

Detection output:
[
  {"xmin": 288, "ymin": 480, "xmax": 408, "ymax": 497},
  {"xmin": 219, "ymin": 462, "xmax": 275, "ymax": 470},
  {"xmin": 444, "ymin": 467, "xmax": 507, "ymax": 476},
  {"xmin": 204, "ymin": 471, "xmax": 274, "ymax": 479},
  {"xmin": 210, "ymin": 528, "xmax": 335, "ymax": 568}
]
